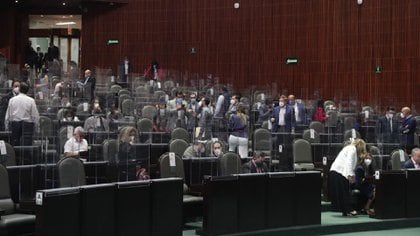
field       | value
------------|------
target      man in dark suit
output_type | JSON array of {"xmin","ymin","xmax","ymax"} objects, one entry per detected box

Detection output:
[
  {"xmin": 376, "ymin": 106, "xmax": 399, "ymax": 143},
  {"xmin": 288, "ymin": 94, "xmax": 307, "ymax": 125},
  {"xmin": 242, "ymin": 151, "xmax": 269, "ymax": 173},
  {"xmin": 46, "ymin": 41, "xmax": 59, "ymax": 62},
  {"xmin": 79, "ymin": 69, "xmax": 96, "ymax": 101},
  {"xmin": 400, "ymin": 107, "xmax": 417, "ymax": 153},
  {"xmin": 271, "ymin": 96, "xmax": 296, "ymax": 133},
  {"xmin": 118, "ymin": 56, "xmax": 132, "ymax": 84},
  {"xmin": 403, "ymin": 148, "xmax": 420, "ymax": 169}
]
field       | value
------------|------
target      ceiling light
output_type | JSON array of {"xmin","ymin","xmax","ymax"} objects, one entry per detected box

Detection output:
[{"xmin": 56, "ymin": 21, "xmax": 76, "ymax": 26}]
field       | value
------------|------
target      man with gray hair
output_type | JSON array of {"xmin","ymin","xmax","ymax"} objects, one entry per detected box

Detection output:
[
  {"xmin": 64, "ymin": 126, "xmax": 88, "ymax": 158},
  {"xmin": 404, "ymin": 148, "xmax": 420, "ymax": 169}
]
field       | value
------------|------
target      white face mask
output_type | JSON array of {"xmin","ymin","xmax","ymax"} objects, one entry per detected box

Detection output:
[
  {"xmin": 198, "ymin": 101, "xmax": 202, "ymax": 107},
  {"xmin": 13, "ymin": 87, "xmax": 20, "ymax": 94},
  {"xmin": 400, "ymin": 113, "xmax": 405, "ymax": 119},
  {"xmin": 130, "ymin": 136, "xmax": 135, "ymax": 142},
  {"xmin": 279, "ymin": 102, "xmax": 285, "ymax": 107},
  {"xmin": 364, "ymin": 159, "xmax": 372, "ymax": 166},
  {"xmin": 387, "ymin": 113, "xmax": 394, "ymax": 119},
  {"xmin": 213, "ymin": 149, "xmax": 222, "ymax": 156},
  {"xmin": 230, "ymin": 99, "xmax": 235, "ymax": 105}
]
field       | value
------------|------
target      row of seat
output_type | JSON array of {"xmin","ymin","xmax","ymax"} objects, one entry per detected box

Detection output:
[
  {"xmin": 36, "ymin": 177, "xmax": 184, "ymax": 236},
  {"xmin": 202, "ymin": 171, "xmax": 321, "ymax": 235}
]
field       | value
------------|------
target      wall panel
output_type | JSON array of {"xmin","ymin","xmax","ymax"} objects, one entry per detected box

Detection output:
[{"xmin": 80, "ymin": 0, "xmax": 420, "ymax": 109}]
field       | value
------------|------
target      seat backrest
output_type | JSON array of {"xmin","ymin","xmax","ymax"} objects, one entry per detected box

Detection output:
[
  {"xmin": 159, "ymin": 153, "xmax": 185, "ymax": 179},
  {"xmin": 220, "ymin": 152, "xmax": 242, "ymax": 176},
  {"xmin": 121, "ymin": 99, "xmax": 134, "ymax": 116},
  {"xmin": 171, "ymin": 127, "xmax": 190, "ymax": 143},
  {"xmin": 344, "ymin": 116, "xmax": 356, "ymax": 131},
  {"xmin": 57, "ymin": 108, "xmax": 64, "ymax": 121},
  {"xmin": 0, "ymin": 164, "xmax": 15, "ymax": 214},
  {"xmin": 369, "ymin": 146, "xmax": 382, "ymax": 170},
  {"xmin": 325, "ymin": 110, "xmax": 338, "ymax": 127},
  {"xmin": 119, "ymin": 94, "xmax": 131, "ymax": 108},
  {"xmin": 110, "ymin": 84, "xmax": 122, "ymax": 94},
  {"xmin": 302, "ymin": 129, "xmax": 320, "ymax": 143},
  {"xmin": 309, "ymin": 121, "xmax": 324, "ymax": 133},
  {"xmin": 103, "ymin": 139, "xmax": 119, "ymax": 162},
  {"xmin": 390, "ymin": 149, "xmax": 409, "ymax": 170},
  {"xmin": 154, "ymin": 90, "xmax": 166, "ymax": 100},
  {"xmin": 253, "ymin": 128, "xmax": 271, "ymax": 152},
  {"xmin": 118, "ymin": 89, "xmax": 130, "ymax": 97},
  {"xmin": 169, "ymin": 139, "xmax": 189, "ymax": 158},
  {"xmin": 39, "ymin": 116, "xmax": 53, "ymax": 137},
  {"xmin": 57, "ymin": 157, "xmax": 86, "ymax": 187},
  {"xmin": 0, "ymin": 142, "xmax": 16, "ymax": 166},
  {"xmin": 343, "ymin": 129, "xmax": 361, "ymax": 141},
  {"xmin": 141, "ymin": 105, "xmax": 157, "ymax": 120},
  {"xmin": 293, "ymin": 139, "xmax": 312, "ymax": 164},
  {"xmin": 137, "ymin": 118, "xmax": 153, "ymax": 133}
]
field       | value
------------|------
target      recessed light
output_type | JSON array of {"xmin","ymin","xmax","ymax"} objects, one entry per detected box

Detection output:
[
  {"xmin": 62, "ymin": 2, "xmax": 66, "ymax": 6},
  {"xmin": 56, "ymin": 21, "xmax": 76, "ymax": 26}
]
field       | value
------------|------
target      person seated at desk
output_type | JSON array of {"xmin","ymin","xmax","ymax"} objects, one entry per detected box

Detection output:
[
  {"xmin": 118, "ymin": 126, "xmax": 149, "ymax": 181},
  {"xmin": 353, "ymin": 154, "xmax": 375, "ymax": 216},
  {"xmin": 183, "ymin": 140, "xmax": 206, "ymax": 158},
  {"xmin": 242, "ymin": 151, "xmax": 269, "ymax": 173},
  {"xmin": 404, "ymin": 148, "xmax": 420, "ymax": 169},
  {"xmin": 63, "ymin": 126, "xmax": 88, "ymax": 158},
  {"xmin": 84, "ymin": 100, "xmax": 109, "ymax": 132},
  {"xmin": 210, "ymin": 140, "xmax": 224, "ymax": 158},
  {"xmin": 62, "ymin": 108, "xmax": 80, "ymax": 122}
]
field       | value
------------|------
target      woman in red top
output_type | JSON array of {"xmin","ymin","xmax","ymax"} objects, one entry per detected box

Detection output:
[{"xmin": 313, "ymin": 100, "xmax": 328, "ymax": 123}]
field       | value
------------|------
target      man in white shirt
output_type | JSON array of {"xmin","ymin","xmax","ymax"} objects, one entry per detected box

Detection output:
[
  {"xmin": 64, "ymin": 126, "xmax": 88, "ymax": 158},
  {"xmin": 5, "ymin": 82, "xmax": 39, "ymax": 145}
]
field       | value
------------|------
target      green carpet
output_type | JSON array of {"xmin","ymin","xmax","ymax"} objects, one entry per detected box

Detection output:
[{"xmin": 183, "ymin": 211, "xmax": 420, "ymax": 236}]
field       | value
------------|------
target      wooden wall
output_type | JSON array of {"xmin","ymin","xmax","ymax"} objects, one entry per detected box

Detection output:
[{"xmin": 78, "ymin": 0, "xmax": 420, "ymax": 109}]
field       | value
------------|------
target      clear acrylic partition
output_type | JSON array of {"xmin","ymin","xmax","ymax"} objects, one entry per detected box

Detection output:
[{"xmin": 0, "ymin": 63, "xmax": 413, "ymax": 203}]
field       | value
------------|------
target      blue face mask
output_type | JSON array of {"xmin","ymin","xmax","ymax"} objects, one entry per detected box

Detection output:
[{"xmin": 288, "ymin": 100, "xmax": 295, "ymax": 105}]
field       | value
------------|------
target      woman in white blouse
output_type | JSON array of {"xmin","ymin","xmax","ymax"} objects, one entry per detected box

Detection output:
[{"xmin": 329, "ymin": 139, "xmax": 367, "ymax": 216}]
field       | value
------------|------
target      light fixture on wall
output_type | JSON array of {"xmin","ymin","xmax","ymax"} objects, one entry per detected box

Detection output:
[
  {"xmin": 190, "ymin": 47, "xmax": 197, "ymax": 54},
  {"xmin": 357, "ymin": 0, "xmax": 363, "ymax": 5},
  {"xmin": 234, "ymin": 2, "xmax": 240, "ymax": 9}
]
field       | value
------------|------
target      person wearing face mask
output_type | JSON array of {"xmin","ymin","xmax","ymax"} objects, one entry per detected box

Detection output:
[
  {"xmin": 63, "ymin": 126, "xmax": 88, "ymax": 158},
  {"xmin": 197, "ymin": 98, "xmax": 213, "ymax": 140},
  {"xmin": 183, "ymin": 140, "xmax": 206, "ymax": 158},
  {"xmin": 62, "ymin": 108, "xmax": 80, "ymax": 122},
  {"xmin": 186, "ymin": 93, "xmax": 199, "ymax": 132},
  {"xmin": 242, "ymin": 151, "xmax": 269, "ymax": 173},
  {"xmin": 211, "ymin": 141, "xmax": 224, "ymax": 158},
  {"xmin": 403, "ymin": 148, "xmax": 420, "ymax": 169},
  {"xmin": 271, "ymin": 97, "xmax": 296, "ymax": 133},
  {"xmin": 375, "ymin": 106, "xmax": 399, "ymax": 143},
  {"xmin": 167, "ymin": 91, "xmax": 187, "ymax": 130},
  {"xmin": 83, "ymin": 100, "xmax": 110, "ymax": 143},
  {"xmin": 330, "ymin": 139, "xmax": 368, "ymax": 217},
  {"xmin": 153, "ymin": 97, "xmax": 169, "ymax": 132},
  {"xmin": 0, "ymin": 80, "xmax": 20, "ymax": 131},
  {"xmin": 225, "ymin": 94, "xmax": 240, "ymax": 118},
  {"xmin": 400, "ymin": 107, "xmax": 417, "ymax": 154},
  {"xmin": 288, "ymin": 94, "xmax": 307, "ymax": 125},
  {"xmin": 353, "ymin": 152, "xmax": 375, "ymax": 216},
  {"xmin": 118, "ymin": 126, "xmax": 142, "ymax": 181}
]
